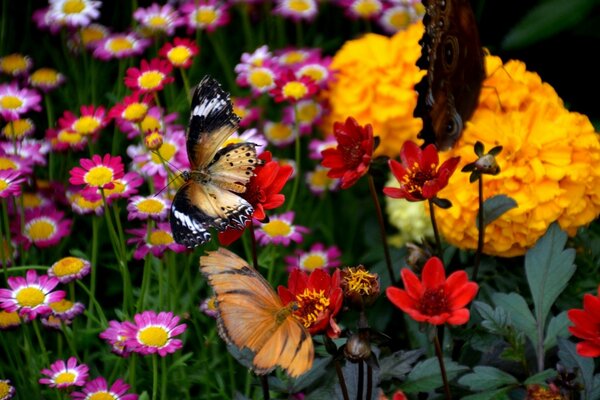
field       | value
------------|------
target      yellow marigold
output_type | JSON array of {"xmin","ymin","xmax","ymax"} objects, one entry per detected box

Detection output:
[
  {"xmin": 321, "ymin": 22, "xmax": 424, "ymax": 157},
  {"xmin": 434, "ymin": 55, "xmax": 600, "ymax": 257}
]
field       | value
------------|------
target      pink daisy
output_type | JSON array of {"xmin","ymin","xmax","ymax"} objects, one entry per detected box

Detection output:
[
  {"xmin": 69, "ymin": 153, "xmax": 125, "ymax": 192},
  {"xmin": 338, "ymin": 0, "xmax": 383, "ymax": 19},
  {"xmin": 263, "ymin": 120, "xmax": 296, "ymax": 148},
  {"xmin": 29, "ymin": 67, "xmax": 66, "ymax": 92},
  {"xmin": 274, "ymin": 48, "xmax": 321, "ymax": 68},
  {"xmin": 109, "ymin": 92, "xmax": 154, "ymax": 126},
  {"xmin": 93, "ymin": 32, "xmax": 151, "ymax": 60},
  {"xmin": 48, "ymin": 256, "xmax": 91, "ymax": 284},
  {"xmin": 83, "ymin": 171, "xmax": 144, "ymax": 203},
  {"xmin": 15, "ymin": 207, "xmax": 72, "ymax": 249},
  {"xmin": 39, "ymin": 357, "xmax": 89, "ymax": 389},
  {"xmin": 67, "ymin": 188, "xmax": 104, "ymax": 216},
  {"xmin": 179, "ymin": 0, "xmax": 231, "ymax": 33},
  {"xmin": 123, "ymin": 311, "xmax": 187, "ymax": 357},
  {"xmin": 0, "ymin": 152, "xmax": 34, "ymax": 175},
  {"xmin": 1, "ymin": 139, "xmax": 49, "ymax": 166},
  {"xmin": 133, "ymin": 3, "xmax": 183, "ymax": 36},
  {"xmin": 71, "ymin": 377, "xmax": 138, "ymax": 400},
  {"xmin": 274, "ymin": 0, "xmax": 319, "ymax": 21},
  {"xmin": 296, "ymin": 58, "xmax": 333, "ymax": 88},
  {"xmin": 282, "ymin": 99, "xmax": 323, "ymax": 134},
  {"xmin": 124, "ymin": 58, "xmax": 174, "ymax": 94},
  {"xmin": 49, "ymin": 299, "xmax": 85, "ymax": 321},
  {"xmin": 46, "ymin": 127, "xmax": 89, "ymax": 152},
  {"xmin": 118, "ymin": 105, "xmax": 180, "ymax": 139},
  {"xmin": 0, "ymin": 83, "xmax": 42, "ymax": 122},
  {"xmin": 284, "ymin": 243, "xmax": 342, "ymax": 272},
  {"xmin": 254, "ymin": 211, "xmax": 309, "ymax": 246},
  {"xmin": 0, "ymin": 270, "xmax": 66, "ymax": 319},
  {"xmin": 269, "ymin": 69, "xmax": 318, "ymax": 103},
  {"xmin": 126, "ymin": 222, "xmax": 187, "ymax": 260},
  {"xmin": 2, "ymin": 118, "xmax": 36, "ymax": 140},
  {"xmin": 306, "ymin": 165, "xmax": 340, "ymax": 195},
  {"xmin": 58, "ymin": 105, "xmax": 109, "ymax": 138},
  {"xmin": 0, "ymin": 170, "xmax": 26, "ymax": 198},
  {"xmin": 0, "ymin": 379, "xmax": 15, "ymax": 399},
  {"xmin": 126, "ymin": 128, "xmax": 188, "ymax": 178},
  {"xmin": 0, "ymin": 53, "xmax": 33, "ymax": 78},
  {"xmin": 158, "ymin": 37, "xmax": 199, "ymax": 69},
  {"xmin": 47, "ymin": 0, "xmax": 101, "ymax": 28},
  {"xmin": 100, "ymin": 320, "xmax": 132, "ymax": 357},
  {"xmin": 199, "ymin": 297, "xmax": 218, "ymax": 319},
  {"xmin": 127, "ymin": 195, "xmax": 170, "ymax": 221}
]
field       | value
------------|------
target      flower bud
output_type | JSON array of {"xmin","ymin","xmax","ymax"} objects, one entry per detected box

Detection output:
[
  {"xmin": 341, "ymin": 266, "xmax": 380, "ymax": 308},
  {"xmin": 343, "ymin": 331, "xmax": 371, "ymax": 362},
  {"xmin": 144, "ymin": 130, "xmax": 164, "ymax": 151}
]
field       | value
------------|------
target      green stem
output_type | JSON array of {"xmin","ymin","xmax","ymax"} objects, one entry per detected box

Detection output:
[
  {"xmin": 76, "ymin": 280, "xmax": 107, "ymax": 326},
  {"xmin": 286, "ymin": 103, "xmax": 302, "ymax": 212},
  {"xmin": 179, "ymin": 68, "xmax": 192, "ymax": 105},
  {"xmin": 32, "ymin": 320, "xmax": 50, "ymax": 367},
  {"xmin": 207, "ymin": 32, "xmax": 236, "ymax": 90},
  {"xmin": 152, "ymin": 354, "xmax": 158, "ymax": 400},
  {"xmin": 433, "ymin": 329, "xmax": 452, "ymax": 400},
  {"xmin": 129, "ymin": 354, "xmax": 137, "ymax": 393},
  {"xmin": 428, "ymin": 199, "xmax": 442, "ymax": 257},
  {"xmin": 161, "ymin": 355, "xmax": 168, "ymax": 400},
  {"xmin": 367, "ymin": 174, "xmax": 394, "ymax": 283},
  {"xmin": 1, "ymin": 199, "xmax": 14, "ymax": 273},
  {"xmin": 87, "ymin": 216, "xmax": 99, "ymax": 329},
  {"xmin": 136, "ymin": 253, "xmax": 153, "ymax": 312}
]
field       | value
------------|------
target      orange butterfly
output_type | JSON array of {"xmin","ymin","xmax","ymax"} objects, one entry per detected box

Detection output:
[{"xmin": 199, "ymin": 248, "xmax": 314, "ymax": 378}]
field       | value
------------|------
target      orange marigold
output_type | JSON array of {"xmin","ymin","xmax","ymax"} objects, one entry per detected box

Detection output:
[
  {"xmin": 321, "ymin": 22, "xmax": 424, "ymax": 157},
  {"xmin": 434, "ymin": 54, "xmax": 600, "ymax": 257}
]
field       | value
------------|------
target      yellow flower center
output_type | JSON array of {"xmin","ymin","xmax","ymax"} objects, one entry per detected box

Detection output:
[
  {"xmin": 149, "ymin": 230, "xmax": 174, "ymax": 246},
  {"xmin": 50, "ymin": 299, "xmax": 75, "ymax": 313},
  {"xmin": 289, "ymin": 0, "xmax": 311, "ymax": 12},
  {"xmin": 353, "ymin": 0, "xmax": 381, "ymax": 17},
  {"xmin": 148, "ymin": 15, "xmax": 168, "ymax": 28},
  {"xmin": 388, "ymin": 9, "xmax": 410, "ymax": 29},
  {"xmin": 81, "ymin": 26, "xmax": 106, "ymax": 45},
  {"xmin": 280, "ymin": 51, "xmax": 307, "ymax": 65},
  {"xmin": 27, "ymin": 219, "xmax": 56, "ymax": 240},
  {"xmin": 343, "ymin": 267, "xmax": 376, "ymax": 296},
  {"xmin": 0, "ymin": 95, "xmax": 23, "ymax": 110},
  {"xmin": 123, "ymin": 103, "xmax": 148, "ymax": 121},
  {"xmin": 62, "ymin": 0, "xmax": 85, "ymax": 14},
  {"xmin": 232, "ymin": 105, "xmax": 247, "ymax": 118},
  {"xmin": 262, "ymin": 219, "xmax": 292, "ymax": 237},
  {"xmin": 58, "ymin": 129, "xmax": 84, "ymax": 144},
  {"xmin": 54, "ymin": 371, "xmax": 76, "ymax": 385},
  {"xmin": 168, "ymin": 47, "xmax": 192, "ymax": 65},
  {"xmin": 282, "ymin": 81, "xmax": 308, "ymax": 100},
  {"xmin": 196, "ymin": 8, "xmax": 217, "ymax": 24},
  {"xmin": 73, "ymin": 116, "xmax": 101, "ymax": 135},
  {"xmin": 294, "ymin": 288, "xmax": 330, "ymax": 328},
  {"xmin": 297, "ymin": 102, "xmax": 319, "ymax": 123},
  {"xmin": 53, "ymin": 257, "xmax": 85, "ymax": 277},
  {"xmin": 84, "ymin": 165, "xmax": 114, "ymax": 187},
  {"xmin": 103, "ymin": 180, "xmax": 125, "ymax": 197},
  {"xmin": 222, "ymin": 137, "xmax": 242, "ymax": 148},
  {"xmin": 140, "ymin": 115, "xmax": 161, "ymax": 133},
  {"xmin": 16, "ymin": 286, "xmax": 45, "ymax": 307},
  {"xmin": 138, "ymin": 71, "xmax": 165, "ymax": 90},
  {"xmin": 0, "ymin": 54, "xmax": 28, "ymax": 74},
  {"xmin": 309, "ymin": 169, "xmax": 333, "ymax": 188},
  {"xmin": 248, "ymin": 69, "xmax": 274, "ymax": 89},
  {"xmin": 22, "ymin": 193, "xmax": 42, "ymax": 208},
  {"xmin": 266, "ymin": 123, "xmax": 293, "ymax": 141},
  {"xmin": 0, "ymin": 180, "xmax": 8, "ymax": 191},
  {"xmin": 150, "ymin": 142, "xmax": 176, "ymax": 164},
  {"xmin": 0, "ymin": 157, "xmax": 17, "ymax": 170},
  {"xmin": 301, "ymin": 254, "xmax": 326, "ymax": 271},
  {"xmin": 108, "ymin": 37, "xmax": 133, "ymax": 52},
  {"xmin": 206, "ymin": 297, "xmax": 218, "ymax": 311},
  {"xmin": 75, "ymin": 193, "xmax": 102, "ymax": 210},
  {"xmin": 2, "ymin": 119, "xmax": 33, "ymax": 138},
  {"xmin": 138, "ymin": 325, "xmax": 169, "ymax": 347},
  {"xmin": 31, "ymin": 68, "xmax": 60, "ymax": 85},
  {"xmin": 88, "ymin": 391, "xmax": 116, "ymax": 400},
  {"xmin": 137, "ymin": 198, "xmax": 165, "ymax": 214},
  {"xmin": 0, "ymin": 381, "xmax": 12, "ymax": 397},
  {"xmin": 299, "ymin": 66, "xmax": 325, "ymax": 83},
  {"xmin": 0, "ymin": 310, "xmax": 20, "ymax": 328}
]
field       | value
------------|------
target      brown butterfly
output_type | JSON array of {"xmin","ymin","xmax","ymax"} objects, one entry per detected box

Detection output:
[{"xmin": 415, "ymin": 0, "xmax": 486, "ymax": 150}]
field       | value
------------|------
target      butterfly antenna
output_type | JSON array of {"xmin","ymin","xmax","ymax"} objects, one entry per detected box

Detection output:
[{"xmin": 152, "ymin": 150, "xmax": 185, "ymax": 176}]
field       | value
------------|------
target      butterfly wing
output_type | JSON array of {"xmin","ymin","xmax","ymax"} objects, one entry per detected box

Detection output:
[
  {"xmin": 416, "ymin": 0, "xmax": 485, "ymax": 150},
  {"xmin": 187, "ymin": 75, "xmax": 241, "ymax": 170},
  {"xmin": 199, "ymin": 248, "xmax": 314, "ymax": 378},
  {"xmin": 170, "ymin": 182, "xmax": 253, "ymax": 248}
]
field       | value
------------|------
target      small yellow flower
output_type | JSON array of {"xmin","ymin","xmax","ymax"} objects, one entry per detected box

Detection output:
[{"xmin": 0, "ymin": 53, "xmax": 32, "ymax": 77}]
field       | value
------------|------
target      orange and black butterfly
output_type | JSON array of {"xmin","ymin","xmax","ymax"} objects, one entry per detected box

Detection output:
[
  {"xmin": 415, "ymin": 0, "xmax": 486, "ymax": 150},
  {"xmin": 199, "ymin": 248, "xmax": 314, "ymax": 378},
  {"xmin": 170, "ymin": 76, "xmax": 261, "ymax": 247}
]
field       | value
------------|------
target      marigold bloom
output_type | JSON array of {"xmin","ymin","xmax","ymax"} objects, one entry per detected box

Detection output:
[
  {"xmin": 48, "ymin": 256, "xmax": 91, "ymax": 283},
  {"xmin": 133, "ymin": 3, "xmax": 182, "ymax": 36},
  {"xmin": 278, "ymin": 268, "xmax": 343, "ymax": 338},
  {"xmin": 29, "ymin": 68, "xmax": 66, "ymax": 92},
  {"xmin": 71, "ymin": 377, "xmax": 138, "ymax": 400},
  {"xmin": 39, "ymin": 357, "xmax": 89, "ymax": 389},
  {"xmin": 0, "ymin": 83, "xmax": 42, "ymax": 122},
  {"xmin": 270, "ymin": 70, "xmax": 318, "ymax": 103},
  {"xmin": 285, "ymin": 243, "xmax": 342, "ymax": 272},
  {"xmin": 387, "ymin": 257, "xmax": 478, "ymax": 325},
  {"xmin": 0, "ymin": 379, "xmax": 15, "ymax": 399},
  {"xmin": 0, "ymin": 270, "xmax": 66, "ymax": 320},
  {"xmin": 0, "ymin": 170, "xmax": 26, "ymax": 198},
  {"xmin": 122, "ymin": 311, "xmax": 187, "ymax": 357},
  {"xmin": 321, "ymin": 23, "xmax": 424, "ymax": 157},
  {"xmin": 16, "ymin": 207, "xmax": 72, "ymax": 249},
  {"xmin": 254, "ymin": 211, "xmax": 309, "ymax": 246},
  {"xmin": 383, "ymin": 141, "xmax": 460, "ymax": 201},
  {"xmin": 93, "ymin": 32, "xmax": 151, "ymax": 60},
  {"xmin": 125, "ymin": 58, "xmax": 174, "ymax": 93},
  {"xmin": 321, "ymin": 117, "xmax": 375, "ymax": 189},
  {"xmin": 159, "ymin": 37, "xmax": 199, "ymax": 69},
  {"xmin": 69, "ymin": 154, "xmax": 125, "ymax": 192},
  {"xmin": 568, "ymin": 285, "xmax": 600, "ymax": 358},
  {"xmin": 0, "ymin": 53, "xmax": 32, "ymax": 77},
  {"xmin": 434, "ymin": 54, "xmax": 600, "ymax": 257}
]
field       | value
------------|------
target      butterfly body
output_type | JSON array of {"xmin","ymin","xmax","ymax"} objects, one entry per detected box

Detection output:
[
  {"xmin": 170, "ymin": 76, "xmax": 262, "ymax": 248},
  {"xmin": 200, "ymin": 248, "xmax": 314, "ymax": 378},
  {"xmin": 416, "ymin": 0, "xmax": 485, "ymax": 150}
]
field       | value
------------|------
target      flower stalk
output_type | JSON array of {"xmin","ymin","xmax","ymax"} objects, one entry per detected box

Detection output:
[{"xmin": 367, "ymin": 174, "xmax": 394, "ymax": 282}]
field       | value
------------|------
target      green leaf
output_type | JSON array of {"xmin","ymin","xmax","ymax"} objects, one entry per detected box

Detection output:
[
  {"xmin": 288, "ymin": 356, "xmax": 332, "ymax": 392},
  {"xmin": 400, "ymin": 357, "xmax": 468, "ymax": 393},
  {"xmin": 524, "ymin": 369, "xmax": 557, "ymax": 385},
  {"xmin": 477, "ymin": 195, "xmax": 518, "ymax": 228},
  {"xmin": 502, "ymin": 0, "xmax": 598, "ymax": 49},
  {"xmin": 458, "ymin": 366, "xmax": 518, "ymax": 391},
  {"xmin": 461, "ymin": 388, "xmax": 512, "ymax": 400},
  {"xmin": 543, "ymin": 311, "xmax": 571, "ymax": 352},
  {"xmin": 558, "ymin": 338, "xmax": 594, "ymax": 398},
  {"xmin": 473, "ymin": 301, "xmax": 509, "ymax": 335},
  {"xmin": 526, "ymin": 223, "xmax": 576, "ymax": 348},
  {"xmin": 379, "ymin": 349, "xmax": 424, "ymax": 381},
  {"xmin": 491, "ymin": 293, "xmax": 537, "ymax": 346}
]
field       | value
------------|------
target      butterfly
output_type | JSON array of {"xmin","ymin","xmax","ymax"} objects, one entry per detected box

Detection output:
[
  {"xmin": 415, "ymin": 0, "xmax": 486, "ymax": 150},
  {"xmin": 170, "ymin": 76, "xmax": 261, "ymax": 247},
  {"xmin": 199, "ymin": 247, "xmax": 314, "ymax": 378}
]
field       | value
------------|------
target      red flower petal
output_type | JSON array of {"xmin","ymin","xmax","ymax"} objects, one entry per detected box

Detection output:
[
  {"xmin": 446, "ymin": 309, "xmax": 470, "ymax": 325},
  {"xmin": 421, "ymin": 257, "xmax": 446, "ymax": 289},
  {"xmin": 386, "ymin": 287, "xmax": 416, "ymax": 313},
  {"xmin": 400, "ymin": 268, "xmax": 423, "ymax": 299},
  {"xmin": 576, "ymin": 341, "xmax": 600, "ymax": 358}
]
